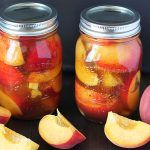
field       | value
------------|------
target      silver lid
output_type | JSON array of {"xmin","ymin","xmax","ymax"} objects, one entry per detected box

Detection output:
[
  {"xmin": 0, "ymin": 2, "xmax": 58, "ymax": 36},
  {"xmin": 80, "ymin": 5, "xmax": 141, "ymax": 39}
]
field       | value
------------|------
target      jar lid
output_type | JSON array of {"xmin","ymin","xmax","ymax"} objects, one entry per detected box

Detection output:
[
  {"xmin": 80, "ymin": 5, "xmax": 141, "ymax": 39},
  {"xmin": 0, "ymin": 2, "xmax": 58, "ymax": 36}
]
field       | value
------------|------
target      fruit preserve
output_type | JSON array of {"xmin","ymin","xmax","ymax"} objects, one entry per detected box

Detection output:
[
  {"xmin": 75, "ymin": 6, "xmax": 142, "ymax": 122},
  {"xmin": 0, "ymin": 3, "xmax": 62, "ymax": 119}
]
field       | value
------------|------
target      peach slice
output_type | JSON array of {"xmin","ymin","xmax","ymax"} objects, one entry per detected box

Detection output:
[
  {"xmin": 75, "ymin": 38, "xmax": 98, "ymax": 86},
  {"xmin": 127, "ymin": 71, "xmax": 140, "ymax": 110},
  {"xmin": 95, "ymin": 40, "xmax": 141, "ymax": 72},
  {"xmin": 31, "ymin": 90, "xmax": 42, "ymax": 98},
  {"xmin": 28, "ymin": 63, "xmax": 62, "ymax": 83},
  {"xmin": 0, "ymin": 35, "xmax": 10, "ymax": 62},
  {"xmin": 104, "ymin": 112, "xmax": 150, "ymax": 148},
  {"xmin": 4, "ymin": 40, "xmax": 24, "ymax": 66},
  {"xmin": 0, "ymin": 106, "xmax": 11, "ymax": 124},
  {"xmin": 103, "ymin": 72, "xmax": 123, "ymax": 87},
  {"xmin": 0, "ymin": 89, "xmax": 23, "ymax": 116},
  {"xmin": 0, "ymin": 124, "xmax": 39, "ymax": 149},
  {"xmin": 28, "ymin": 83, "xmax": 42, "ymax": 98},
  {"xmin": 39, "ymin": 110, "xmax": 86, "ymax": 149}
]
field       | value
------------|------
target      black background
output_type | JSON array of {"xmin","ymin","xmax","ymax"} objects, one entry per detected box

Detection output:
[{"xmin": 0, "ymin": 0, "xmax": 150, "ymax": 73}]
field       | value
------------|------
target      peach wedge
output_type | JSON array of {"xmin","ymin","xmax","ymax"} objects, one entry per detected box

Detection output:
[
  {"xmin": 104, "ymin": 112, "xmax": 150, "ymax": 148},
  {"xmin": 0, "ymin": 124, "xmax": 39, "ymax": 150},
  {"xmin": 75, "ymin": 38, "xmax": 98, "ymax": 86},
  {"xmin": 0, "ymin": 89, "xmax": 23, "ymax": 116},
  {"xmin": 0, "ymin": 106, "xmax": 11, "ymax": 124},
  {"xmin": 39, "ymin": 110, "xmax": 86, "ymax": 149}
]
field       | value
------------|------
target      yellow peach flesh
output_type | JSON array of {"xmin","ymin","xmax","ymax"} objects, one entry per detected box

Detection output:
[
  {"xmin": 105, "ymin": 112, "xmax": 150, "ymax": 148},
  {"xmin": 0, "ymin": 124, "xmax": 39, "ymax": 150},
  {"xmin": 103, "ymin": 73, "xmax": 123, "ymax": 87},
  {"xmin": 0, "ymin": 106, "xmax": 11, "ymax": 117},
  {"xmin": 39, "ymin": 113, "xmax": 74, "ymax": 145},
  {"xmin": 127, "ymin": 71, "xmax": 140, "ymax": 110},
  {"xmin": 75, "ymin": 38, "xmax": 98, "ymax": 86},
  {"xmin": 4, "ymin": 40, "xmax": 24, "ymax": 66},
  {"xmin": 0, "ymin": 90, "xmax": 22, "ymax": 116},
  {"xmin": 28, "ymin": 63, "xmax": 62, "ymax": 83}
]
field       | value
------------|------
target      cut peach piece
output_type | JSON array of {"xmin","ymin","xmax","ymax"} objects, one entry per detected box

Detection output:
[
  {"xmin": 127, "ymin": 71, "xmax": 140, "ymax": 110},
  {"xmin": 28, "ymin": 63, "xmax": 62, "ymax": 83},
  {"xmin": 0, "ymin": 90, "xmax": 23, "ymax": 116},
  {"xmin": 31, "ymin": 90, "xmax": 42, "ymax": 98},
  {"xmin": 0, "ymin": 35, "xmax": 10, "ymax": 62},
  {"xmin": 39, "ymin": 110, "xmax": 86, "ymax": 149},
  {"xmin": 0, "ymin": 106, "xmax": 11, "ymax": 124},
  {"xmin": 103, "ymin": 72, "xmax": 123, "ymax": 87},
  {"xmin": 76, "ymin": 38, "xmax": 98, "ymax": 86},
  {"xmin": 105, "ymin": 112, "xmax": 150, "ymax": 148},
  {"xmin": 29, "ymin": 83, "xmax": 39, "ymax": 90},
  {"xmin": 95, "ymin": 40, "xmax": 141, "ymax": 72},
  {"xmin": 0, "ymin": 124, "xmax": 39, "ymax": 149},
  {"xmin": 4, "ymin": 40, "xmax": 24, "ymax": 66}
]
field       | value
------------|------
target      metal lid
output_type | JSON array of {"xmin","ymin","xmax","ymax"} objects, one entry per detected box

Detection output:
[
  {"xmin": 0, "ymin": 2, "xmax": 58, "ymax": 36},
  {"xmin": 80, "ymin": 5, "xmax": 141, "ymax": 39}
]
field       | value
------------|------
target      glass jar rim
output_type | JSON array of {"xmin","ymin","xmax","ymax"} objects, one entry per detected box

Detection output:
[
  {"xmin": 0, "ymin": 2, "xmax": 58, "ymax": 36},
  {"xmin": 80, "ymin": 5, "xmax": 141, "ymax": 39}
]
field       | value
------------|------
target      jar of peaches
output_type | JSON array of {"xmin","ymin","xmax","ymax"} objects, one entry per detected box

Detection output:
[
  {"xmin": 75, "ymin": 5, "xmax": 142, "ymax": 122},
  {"xmin": 0, "ymin": 3, "xmax": 62, "ymax": 119}
]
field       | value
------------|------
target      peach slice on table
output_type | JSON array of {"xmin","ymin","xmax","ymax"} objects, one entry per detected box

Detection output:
[
  {"xmin": 104, "ymin": 112, "xmax": 150, "ymax": 148},
  {"xmin": 75, "ymin": 38, "xmax": 98, "ymax": 86},
  {"xmin": 127, "ymin": 71, "xmax": 140, "ymax": 110},
  {"xmin": 0, "ymin": 106, "xmax": 11, "ymax": 124},
  {"xmin": 39, "ymin": 110, "xmax": 86, "ymax": 149},
  {"xmin": 0, "ymin": 89, "xmax": 24, "ymax": 116},
  {"xmin": 28, "ymin": 63, "xmax": 62, "ymax": 83},
  {"xmin": 0, "ymin": 124, "xmax": 39, "ymax": 150}
]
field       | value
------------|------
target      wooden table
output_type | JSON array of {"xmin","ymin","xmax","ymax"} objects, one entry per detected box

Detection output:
[{"xmin": 7, "ymin": 72, "xmax": 150, "ymax": 150}]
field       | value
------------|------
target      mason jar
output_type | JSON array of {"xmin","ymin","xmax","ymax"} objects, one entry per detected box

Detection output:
[
  {"xmin": 0, "ymin": 2, "xmax": 62, "ymax": 119},
  {"xmin": 75, "ymin": 5, "xmax": 142, "ymax": 122}
]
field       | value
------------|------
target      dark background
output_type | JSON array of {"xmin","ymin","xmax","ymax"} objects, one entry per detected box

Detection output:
[{"xmin": 0, "ymin": 0, "xmax": 150, "ymax": 73}]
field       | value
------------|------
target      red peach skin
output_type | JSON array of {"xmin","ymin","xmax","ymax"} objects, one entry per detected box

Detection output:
[
  {"xmin": 51, "ymin": 130, "xmax": 86, "ymax": 149},
  {"xmin": 0, "ymin": 106, "xmax": 11, "ymax": 124},
  {"xmin": 39, "ymin": 110, "xmax": 86, "ymax": 149},
  {"xmin": 140, "ymin": 86, "xmax": 150, "ymax": 124}
]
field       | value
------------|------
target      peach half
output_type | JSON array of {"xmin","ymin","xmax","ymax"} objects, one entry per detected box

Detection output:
[
  {"xmin": 0, "ymin": 106, "xmax": 11, "ymax": 124},
  {"xmin": 39, "ymin": 110, "xmax": 86, "ymax": 149},
  {"xmin": 105, "ymin": 112, "xmax": 150, "ymax": 148},
  {"xmin": 28, "ymin": 63, "xmax": 62, "ymax": 83},
  {"xmin": 0, "ymin": 124, "xmax": 39, "ymax": 150}
]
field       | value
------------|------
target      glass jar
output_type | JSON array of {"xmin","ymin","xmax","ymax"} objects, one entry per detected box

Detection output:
[
  {"xmin": 75, "ymin": 5, "xmax": 142, "ymax": 122},
  {"xmin": 0, "ymin": 3, "xmax": 62, "ymax": 119}
]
